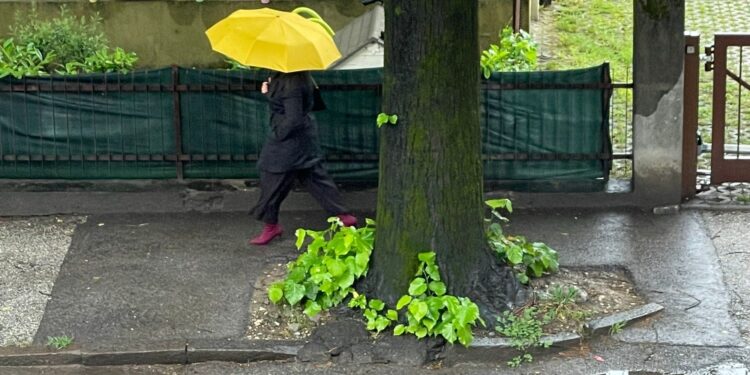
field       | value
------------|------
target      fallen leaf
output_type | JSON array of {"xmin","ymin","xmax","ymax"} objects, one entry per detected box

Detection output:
[{"xmin": 593, "ymin": 355, "xmax": 605, "ymax": 362}]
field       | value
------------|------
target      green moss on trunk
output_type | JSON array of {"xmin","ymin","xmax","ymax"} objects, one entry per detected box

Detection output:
[{"xmin": 365, "ymin": 0, "xmax": 519, "ymax": 313}]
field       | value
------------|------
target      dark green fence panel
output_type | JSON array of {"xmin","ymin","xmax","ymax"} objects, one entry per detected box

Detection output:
[
  {"xmin": 178, "ymin": 68, "xmax": 268, "ymax": 179},
  {"xmin": 313, "ymin": 69, "xmax": 382, "ymax": 181},
  {"xmin": 0, "ymin": 69, "xmax": 174, "ymax": 179},
  {"xmin": 0, "ymin": 65, "xmax": 612, "ymax": 190},
  {"xmin": 481, "ymin": 64, "xmax": 612, "ymax": 190}
]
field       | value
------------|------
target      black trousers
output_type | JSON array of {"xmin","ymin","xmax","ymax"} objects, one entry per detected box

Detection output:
[{"xmin": 250, "ymin": 163, "xmax": 349, "ymax": 224}]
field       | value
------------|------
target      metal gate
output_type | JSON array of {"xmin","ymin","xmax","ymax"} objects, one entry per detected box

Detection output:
[{"xmin": 705, "ymin": 33, "xmax": 750, "ymax": 184}]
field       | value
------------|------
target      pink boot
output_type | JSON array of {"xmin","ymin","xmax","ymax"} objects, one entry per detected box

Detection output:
[
  {"xmin": 337, "ymin": 214, "xmax": 358, "ymax": 227},
  {"xmin": 249, "ymin": 224, "xmax": 283, "ymax": 245}
]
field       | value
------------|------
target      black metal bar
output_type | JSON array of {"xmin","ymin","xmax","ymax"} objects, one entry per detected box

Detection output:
[
  {"xmin": 104, "ymin": 72, "xmax": 111, "ymax": 175},
  {"xmin": 171, "ymin": 65, "xmax": 184, "ymax": 180},
  {"xmin": 0, "ymin": 83, "xmax": 261, "ymax": 93},
  {"xmin": 117, "ymin": 73, "xmax": 125, "ymax": 169},
  {"xmin": 160, "ymin": 70, "xmax": 167, "ymax": 175},
  {"xmin": 625, "ymin": 68, "xmax": 631, "ymax": 153},
  {"xmin": 0, "ymin": 81, "xmax": 633, "ymax": 92},
  {"xmin": 90, "ymin": 75, "xmax": 97, "ymax": 172},
  {"xmin": 63, "ymin": 75, "xmax": 71, "ymax": 176},
  {"xmin": 736, "ymin": 46, "xmax": 744, "ymax": 159},
  {"xmin": 49, "ymin": 74, "xmax": 57, "ymax": 177},
  {"xmin": 131, "ymin": 71, "xmax": 138, "ymax": 175},
  {"xmin": 483, "ymin": 82, "xmax": 633, "ymax": 90},
  {"xmin": 22, "ymin": 76, "xmax": 31, "ymax": 176},
  {"xmin": 144, "ymin": 70, "xmax": 153, "ymax": 170},
  {"xmin": 0, "ymin": 152, "xmax": 631, "ymax": 163},
  {"xmin": 601, "ymin": 63, "xmax": 613, "ymax": 174}
]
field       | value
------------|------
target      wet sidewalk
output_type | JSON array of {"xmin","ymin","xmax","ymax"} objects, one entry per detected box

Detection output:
[{"xmin": 1, "ymin": 205, "xmax": 749, "ymax": 373}]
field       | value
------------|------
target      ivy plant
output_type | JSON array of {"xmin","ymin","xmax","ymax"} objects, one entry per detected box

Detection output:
[
  {"xmin": 349, "ymin": 293, "xmax": 399, "ymax": 333},
  {"xmin": 268, "ymin": 217, "xmax": 375, "ymax": 317},
  {"xmin": 349, "ymin": 252, "xmax": 484, "ymax": 347},
  {"xmin": 485, "ymin": 199, "xmax": 559, "ymax": 284},
  {"xmin": 376, "ymin": 112, "xmax": 398, "ymax": 128},
  {"xmin": 396, "ymin": 252, "xmax": 484, "ymax": 346}
]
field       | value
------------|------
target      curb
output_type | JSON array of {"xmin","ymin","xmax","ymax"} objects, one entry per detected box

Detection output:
[
  {"xmin": 0, "ymin": 343, "xmax": 303, "ymax": 367},
  {"xmin": 441, "ymin": 303, "xmax": 664, "ymax": 365},
  {"xmin": 0, "ymin": 304, "xmax": 663, "ymax": 367}
]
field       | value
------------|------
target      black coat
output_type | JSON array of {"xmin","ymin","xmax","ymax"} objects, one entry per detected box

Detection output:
[{"xmin": 257, "ymin": 71, "xmax": 322, "ymax": 173}]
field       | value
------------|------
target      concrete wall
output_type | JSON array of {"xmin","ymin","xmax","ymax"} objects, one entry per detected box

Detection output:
[
  {"xmin": 0, "ymin": 0, "xmax": 527, "ymax": 68},
  {"xmin": 632, "ymin": 0, "xmax": 685, "ymax": 207}
]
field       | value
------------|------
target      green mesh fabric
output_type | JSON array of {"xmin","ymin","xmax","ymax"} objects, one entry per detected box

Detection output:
[{"xmin": 0, "ymin": 65, "xmax": 611, "ymax": 190}]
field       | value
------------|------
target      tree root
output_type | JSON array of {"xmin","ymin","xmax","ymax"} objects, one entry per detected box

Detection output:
[{"xmin": 466, "ymin": 252, "xmax": 530, "ymax": 327}]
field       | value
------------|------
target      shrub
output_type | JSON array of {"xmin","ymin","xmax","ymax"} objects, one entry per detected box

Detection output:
[
  {"xmin": 0, "ymin": 39, "xmax": 53, "ymax": 79},
  {"xmin": 481, "ymin": 26, "xmax": 538, "ymax": 78},
  {"xmin": 11, "ymin": 6, "xmax": 109, "ymax": 71},
  {"xmin": 59, "ymin": 47, "xmax": 138, "ymax": 75},
  {"xmin": 485, "ymin": 199, "xmax": 559, "ymax": 284},
  {"xmin": 9, "ymin": 5, "xmax": 138, "ymax": 74}
]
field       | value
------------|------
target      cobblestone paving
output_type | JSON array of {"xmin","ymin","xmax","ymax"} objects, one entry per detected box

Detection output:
[
  {"xmin": 686, "ymin": 0, "xmax": 750, "ymax": 172},
  {"xmin": 695, "ymin": 182, "xmax": 750, "ymax": 206}
]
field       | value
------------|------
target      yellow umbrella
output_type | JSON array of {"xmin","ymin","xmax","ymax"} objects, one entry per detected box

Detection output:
[{"xmin": 205, "ymin": 8, "xmax": 341, "ymax": 73}]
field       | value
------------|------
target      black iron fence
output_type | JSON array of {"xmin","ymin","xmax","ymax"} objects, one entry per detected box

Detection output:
[{"xmin": 0, "ymin": 65, "xmax": 630, "ymax": 190}]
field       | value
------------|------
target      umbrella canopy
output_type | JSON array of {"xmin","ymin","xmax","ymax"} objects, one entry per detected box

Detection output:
[{"xmin": 206, "ymin": 8, "xmax": 342, "ymax": 73}]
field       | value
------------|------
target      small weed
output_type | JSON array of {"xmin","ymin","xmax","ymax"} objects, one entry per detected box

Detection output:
[
  {"xmin": 47, "ymin": 335, "xmax": 73, "ymax": 350},
  {"xmin": 609, "ymin": 321, "xmax": 626, "ymax": 335},
  {"xmin": 537, "ymin": 284, "xmax": 593, "ymax": 335},
  {"xmin": 495, "ymin": 307, "xmax": 552, "ymax": 368},
  {"xmin": 550, "ymin": 285, "xmax": 578, "ymax": 306},
  {"xmin": 546, "ymin": 285, "xmax": 581, "ymax": 322},
  {"xmin": 736, "ymin": 194, "xmax": 750, "ymax": 204}
]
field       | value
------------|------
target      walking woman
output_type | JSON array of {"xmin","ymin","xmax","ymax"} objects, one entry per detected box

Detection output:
[{"xmin": 249, "ymin": 71, "xmax": 357, "ymax": 245}]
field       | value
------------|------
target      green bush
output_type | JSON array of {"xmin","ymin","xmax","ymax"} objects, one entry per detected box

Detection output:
[
  {"xmin": 8, "ymin": 5, "xmax": 137, "ymax": 75},
  {"xmin": 58, "ymin": 47, "xmax": 138, "ymax": 75},
  {"xmin": 0, "ymin": 39, "xmax": 53, "ymax": 79},
  {"xmin": 11, "ymin": 6, "xmax": 108, "ymax": 70},
  {"xmin": 481, "ymin": 26, "xmax": 538, "ymax": 78}
]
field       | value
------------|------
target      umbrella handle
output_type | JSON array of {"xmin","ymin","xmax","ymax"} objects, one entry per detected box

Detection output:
[{"xmin": 292, "ymin": 7, "xmax": 335, "ymax": 37}]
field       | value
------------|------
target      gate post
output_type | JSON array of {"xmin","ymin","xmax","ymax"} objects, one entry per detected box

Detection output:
[
  {"xmin": 682, "ymin": 32, "xmax": 700, "ymax": 200},
  {"xmin": 632, "ymin": 0, "xmax": 685, "ymax": 207}
]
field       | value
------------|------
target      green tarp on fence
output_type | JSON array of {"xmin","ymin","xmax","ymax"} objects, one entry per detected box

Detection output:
[{"xmin": 0, "ymin": 65, "xmax": 612, "ymax": 189}]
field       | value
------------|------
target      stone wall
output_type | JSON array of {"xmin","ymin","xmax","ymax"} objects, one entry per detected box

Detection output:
[{"xmin": 0, "ymin": 0, "xmax": 528, "ymax": 68}]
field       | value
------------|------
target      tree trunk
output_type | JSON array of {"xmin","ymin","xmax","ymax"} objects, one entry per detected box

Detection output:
[{"xmin": 365, "ymin": 0, "xmax": 521, "ymax": 319}]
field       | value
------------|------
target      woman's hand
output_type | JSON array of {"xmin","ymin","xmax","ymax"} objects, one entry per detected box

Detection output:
[{"xmin": 261, "ymin": 77, "xmax": 271, "ymax": 95}]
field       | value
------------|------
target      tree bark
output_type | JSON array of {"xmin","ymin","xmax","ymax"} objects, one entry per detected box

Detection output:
[{"xmin": 364, "ymin": 0, "xmax": 521, "ymax": 319}]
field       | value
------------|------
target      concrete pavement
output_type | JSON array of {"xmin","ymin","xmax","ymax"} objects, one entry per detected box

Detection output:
[{"xmin": 1, "ymin": 190, "xmax": 749, "ymax": 373}]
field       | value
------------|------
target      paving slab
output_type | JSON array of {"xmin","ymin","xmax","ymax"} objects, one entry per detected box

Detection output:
[
  {"xmin": 504, "ymin": 209, "xmax": 743, "ymax": 347},
  {"xmin": 30, "ymin": 211, "xmax": 313, "ymax": 352},
  {"xmin": 0, "ymin": 216, "xmax": 82, "ymax": 347}
]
